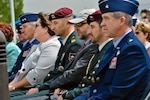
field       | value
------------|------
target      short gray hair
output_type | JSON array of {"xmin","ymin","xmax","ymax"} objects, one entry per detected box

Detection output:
[{"xmin": 111, "ymin": 11, "xmax": 132, "ymax": 27}]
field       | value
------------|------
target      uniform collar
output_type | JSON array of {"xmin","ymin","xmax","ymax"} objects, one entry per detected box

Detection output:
[
  {"xmin": 62, "ymin": 30, "xmax": 74, "ymax": 45},
  {"xmin": 113, "ymin": 29, "xmax": 132, "ymax": 48},
  {"xmin": 98, "ymin": 38, "xmax": 113, "ymax": 51}
]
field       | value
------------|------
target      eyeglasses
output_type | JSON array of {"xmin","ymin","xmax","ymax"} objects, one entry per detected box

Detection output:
[
  {"xmin": 17, "ymin": 30, "xmax": 22, "ymax": 34},
  {"xmin": 74, "ymin": 21, "xmax": 87, "ymax": 27}
]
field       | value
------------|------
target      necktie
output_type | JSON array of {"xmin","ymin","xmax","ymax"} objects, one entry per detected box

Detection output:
[{"xmin": 58, "ymin": 37, "xmax": 63, "ymax": 46}]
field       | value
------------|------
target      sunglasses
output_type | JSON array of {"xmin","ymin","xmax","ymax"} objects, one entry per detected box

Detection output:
[{"xmin": 74, "ymin": 21, "xmax": 87, "ymax": 27}]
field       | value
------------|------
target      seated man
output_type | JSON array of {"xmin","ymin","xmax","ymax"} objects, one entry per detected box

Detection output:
[
  {"xmin": 8, "ymin": 14, "xmax": 39, "ymax": 82},
  {"xmin": 50, "ymin": 10, "xmax": 113, "ymax": 100},
  {"xmin": 15, "ymin": 19, "xmax": 28, "ymax": 50},
  {"xmin": 75, "ymin": 0, "xmax": 150, "ymax": 99},
  {"xmin": 10, "ymin": 10, "xmax": 112, "ymax": 100}
]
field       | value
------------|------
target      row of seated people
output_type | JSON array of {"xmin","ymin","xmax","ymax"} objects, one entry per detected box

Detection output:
[{"xmin": 7, "ymin": 2, "xmax": 150, "ymax": 100}]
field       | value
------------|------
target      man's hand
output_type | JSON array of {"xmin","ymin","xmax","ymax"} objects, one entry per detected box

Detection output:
[
  {"xmin": 54, "ymin": 88, "xmax": 61, "ymax": 94},
  {"xmin": 26, "ymin": 88, "xmax": 39, "ymax": 95},
  {"xmin": 9, "ymin": 85, "xmax": 15, "ymax": 92}
]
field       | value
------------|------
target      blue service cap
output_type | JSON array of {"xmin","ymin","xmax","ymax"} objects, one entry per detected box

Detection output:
[
  {"xmin": 20, "ymin": 13, "xmax": 38, "ymax": 24},
  {"xmin": 98, "ymin": 0, "xmax": 139, "ymax": 16},
  {"xmin": 15, "ymin": 19, "xmax": 22, "ymax": 30}
]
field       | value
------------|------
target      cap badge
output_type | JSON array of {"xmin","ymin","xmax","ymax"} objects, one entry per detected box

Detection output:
[
  {"xmin": 22, "ymin": 18, "xmax": 26, "ymax": 22},
  {"xmin": 89, "ymin": 16, "xmax": 94, "ymax": 21},
  {"xmin": 51, "ymin": 14, "xmax": 56, "ymax": 19},
  {"xmin": 105, "ymin": 4, "xmax": 109, "ymax": 9}
]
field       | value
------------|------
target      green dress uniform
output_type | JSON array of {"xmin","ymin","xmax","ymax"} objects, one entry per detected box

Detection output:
[
  {"xmin": 63, "ymin": 39, "xmax": 113, "ymax": 99},
  {"xmin": 10, "ymin": 31, "xmax": 83, "ymax": 100},
  {"xmin": 39, "ymin": 31, "xmax": 83, "ymax": 90}
]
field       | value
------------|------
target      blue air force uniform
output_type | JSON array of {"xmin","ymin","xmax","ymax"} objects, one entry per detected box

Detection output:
[
  {"xmin": 75, "ymin": 0, "xmax": 150, "ymax": 99},
  {"xmin": 8, "ymin": 13, "xmax": 40, "ymax": 82},
  {"xmin": 8, "ymin": 39, "xmax": 39, "ymax": 82}
]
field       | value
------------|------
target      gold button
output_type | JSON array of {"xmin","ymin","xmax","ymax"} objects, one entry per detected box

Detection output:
[
  {"xmin": 91, "ymin": 77, "xmax": 95, "ymax": 83},
  {"xmin": 81, "ymin": 84, "xmax": 85, "ymax": 87},
  {"xmin": 48, "ymin": 74, "xmax": 50, "ymax": 76},
  {"xmin": 88, "ymin": 76, "xmax": 91, "ymax": 79},
  {"xmin": 83, "ymin": 76, "xmax": 87, "ymax": 79},
  {"xmin": 92, "ymin": 71, "xmax": 95, "ymax": 74}
]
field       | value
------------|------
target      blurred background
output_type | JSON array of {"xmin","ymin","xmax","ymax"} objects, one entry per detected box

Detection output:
[
  {"xmin": 0, "ymin": 0, "xmax": 150, "ymax": 41},
  {"xmin": 0, "ymin": 0, "xmax": 150, "ymax": 23}
]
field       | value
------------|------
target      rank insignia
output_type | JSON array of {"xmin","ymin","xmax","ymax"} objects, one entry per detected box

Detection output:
[
  {"xmin": 71, "ymin": 39, "xmax": 76, "ymax": 43},
  {"xmin": 105, "ymin": 4, "xmax": 109, "ymax": 8},
  {"xmin": 91, "ymin": 77, "xmax": 95, "ymax": 83},
  {"xmin": 51, "ymin": 14, "xmax": 56, "ymax": 19}
]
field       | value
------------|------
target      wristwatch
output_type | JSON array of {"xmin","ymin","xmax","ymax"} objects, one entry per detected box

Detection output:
[{"xmin": 60, "ymin": 90, "xmax": 68, "ymax": 98}]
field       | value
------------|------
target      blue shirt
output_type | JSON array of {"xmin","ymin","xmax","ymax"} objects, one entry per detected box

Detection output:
[
  {"xmin": 113, "ymin": 29, "xmax": 132, "ymax": 48},
  {"xmin": 6, "ymin": 41, "xmax": 21, "ymax": 72}
]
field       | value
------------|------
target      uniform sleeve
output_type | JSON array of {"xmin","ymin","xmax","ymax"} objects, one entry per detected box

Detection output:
[{"xmin": 66, "ymin": 86, "xmax": 90, "ymax": 99}]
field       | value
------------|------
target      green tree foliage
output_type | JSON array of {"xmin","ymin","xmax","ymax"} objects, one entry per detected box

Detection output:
[{"xmin": 0, "ymin": 0, "xmax": 23, "ymax": 23}]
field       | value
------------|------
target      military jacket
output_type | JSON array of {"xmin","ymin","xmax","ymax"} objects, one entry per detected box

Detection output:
[
  {"xmin": 50, "ymin": 43, "xmax": 99, "ymax": 90},
  {"xmin": 39, "ymin": 31, "xmax": 83, "ymax": 91},
  {"xmin": 64, "ymin": 39, "xmax": 113, "ymax": 99},
  {"xmin": 75, "ymin": 31, "xmax": 150, "ymax": 100}
]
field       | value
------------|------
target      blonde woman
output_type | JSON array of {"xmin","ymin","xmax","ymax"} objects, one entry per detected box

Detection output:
[{"xmin": 135, "ymin": 22, "xmax": 150, "ymax": 56}]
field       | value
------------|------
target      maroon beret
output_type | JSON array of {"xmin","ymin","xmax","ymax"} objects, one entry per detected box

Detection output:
[
  {"xmin": 87, "ymin": 10, "xmax": 102, "ymax": 24},
  {"xmin": 49, "ymin": 7, "xmax": 73, "ymax": 21}
]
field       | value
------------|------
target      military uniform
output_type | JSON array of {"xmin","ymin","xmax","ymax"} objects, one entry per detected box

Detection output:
[
  {"xmin": 63, "ymin": 39, "xmax": 112, "ymax": 99},
  {"xmin": 11, "ymin": 39, "xmax": 112, "ymax": 100},
  {"xmin": 49, "ymin": 42, "xmax": 99, "ymax": 90},
  {"xmin": 39, "ymin": 31, "xmax": 83, "ymax": 90},
  {"xmin": 75, "ymin": 0, "xmax": 150, "ymax": 99},
  {"xmin": 75, "ymin": 31, "xmax": 150, "ymax": 100},
  {"xmin": 8, "ymin": 39, "xmax": 39, "ymax": 82}
]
